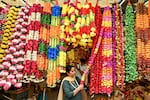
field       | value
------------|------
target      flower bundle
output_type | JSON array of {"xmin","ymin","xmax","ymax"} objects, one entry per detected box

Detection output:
[
  {"xmin": 136, "ymin": 2, "xmax": 150, "ymax": 80},
  {"xmin": 0, "ymin": 7, "xmax": 8, "ymax": 43},
  {"xmin": 61, "ymin": 0, "xmax": 82, "ymax": 48},
  {"xmin": 47, "ymin": 3, "xmax": 61, "ymax": 88},
  {"xmin": 90, "ymin": 1, "xmax": 102, "ymax": 95},
  {"xmin": 84, "ymin": 6, "xmax": 113, "ymax": 96},
  {"xmin": 0, "ymin": 6, "xmax": 19, "ymax": 63},
  {"xmin": 0, "ymin": 6, "xmax": 22, "ymax": 91},
  {"xmin": 38, "ymin": 1, "xmax": 51, "ymax": 71},
  {"xmin": 115, "ymin": 4, "xmax": 125, "ymax": 89},
  {"xmin": 100, "ymin": 6, "xmax": 113, "ymax": 96},
  {"xmin": 112, "ymin": 4, "xmax": 117, "ymax": 86},
  {"xmin": 24, "ymin": 4, "xmax": 43, "ymax": 83},
  {"xmin": 124, "ymin": 4, "xmax": 138, "ymax": 82}
]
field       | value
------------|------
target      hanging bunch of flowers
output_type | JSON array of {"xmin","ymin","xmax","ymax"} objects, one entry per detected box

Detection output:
[
  {"xmin": 100, "ymin": 6, "xmax": 113, "ymax": 96},
  {"xmin": 0, "ymin": 7, "xmax": 8, "ymax": 44},
  {"xmin": 124, "ymin": 2, "xmax": 138, "ymax": 82},
  {"xmin": 136, "ymin": 2, "xmax": 150, "ymax": 80},
  {"xmin": 47, "ymin": 1, "xmax": 61, "ymax": 88},
  {"xmin": 115, "ymin": 4, "xmax": 125, "ymax": 89},
  {"xmin": 90, "ymin": 0, "xmax": 102, "ymax": 95},
  {"xmin": 24, "ymin": 4, "xmax": 43, "ymax": 83},
  {"xmin": 37, "ymin": 1, "xmax": 51, "ymax": 71},
  {"xmin": 79, "ymin": 0, "xmax": 96, "ymax": 48},
  {"xmin": 0, "ymin": 6, "xmax": 19, "ymax": 63},
  {"xmin": 0, "ymin": 6, "xmax": 21, "ymax": 91}
]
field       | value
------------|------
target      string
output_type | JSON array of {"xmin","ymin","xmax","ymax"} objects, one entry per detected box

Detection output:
[
  {"xmin": 96, "ymin": 0, "xmax": 98, "ymax": 6},
  {"xmin": 35, "ymin": 0, "xmax": 39, "ymax": 4},
  {"xmin": 75, "ymin": 0, "xmax": 78, "ymax": 6},
  {"xmin": 85, "ymin": 0, "xmax": 88, "ymax": 4},
  {"xmin": 56, "ymin": 0, "xmax": 59, "ymax": 5},
  {"xmin": 106, "ymin": 0, "xmax": 108, "ymax": 6},
  {"xmin": 128, "ymin": 0, "xmax": 131, "ymax": 5}
]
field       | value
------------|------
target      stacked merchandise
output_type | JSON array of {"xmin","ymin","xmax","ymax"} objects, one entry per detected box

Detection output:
[
  {"xmin": 124, "ymin": 3, "xmax": 138, "ymax": 82},
  {"xmin": 47, "ymin": 3, "xmax": 61, "ymax": 88},
  {"xmin": 136, "ymin": 2, "xmax": 150, "ymax": 80},
  {"xmin": 0, "ymin": 6, "xmax": 20, "ymax": 90},
  {"xmin": 24, "ymin": 4, "xmax": 43, "ymax": 83},
  {"xmin": 90, "ymin": 0, "xmax": 102, "ymax": 95},
  {"xmin": 37, "ymin": 2, "xmax": 51, "ymax": 71}
]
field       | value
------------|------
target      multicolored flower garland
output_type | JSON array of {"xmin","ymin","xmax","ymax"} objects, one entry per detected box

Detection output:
[
  {"xmin": 136, "ymin": 2, "xmax": 150, "ymax": 80},
  {"xmin": 24, "ymin": 4, "xmax": 43, "ymax": 83},
  {"xmin": 100, "ymin": 6, "xmax": 113, "ymax": 95},
  {"xmin": 84, "ymin": 6, "xmax": 114, "ymax": 96},
  {"xmin": 124, "ymin": 4, "xmax": 138, "ymax": 82},
  {"xmin": 90, "ymin": 1, "xmax": 102, "ymax": 95},
  {"xmin": 47, "ymin": 3, "xmax": 61, "ymax": 88},
  {"xmin": 0, "ymin": 6, "xmax": 19, "ymax": 63},
  {"xmin": 115, "ymin": 4, "xmax": 125, "ymax": 89},
  {"xmin": 37, "ymin": 1, "xmax": 51, "ymax": 71},
  {"xmin": 0, "ymin": 7, "xmax": 8, "ymax": 44},
  {"xmin": 0, "ymin": 6, "xmax": 20, "ymax": 91}
]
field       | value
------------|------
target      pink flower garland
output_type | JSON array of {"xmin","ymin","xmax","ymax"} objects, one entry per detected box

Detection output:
[{"xmin": 0, "ymin": 6, "xmax": 27, "ymax": 91}]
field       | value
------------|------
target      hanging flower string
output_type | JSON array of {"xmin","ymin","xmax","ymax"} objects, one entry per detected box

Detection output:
[
  {"xmin": 37, "ymin": 1, "xmax": 51, "ymax": 71},
  {"xmin": 136, "ymin": 2, "xmax": 150, "ymax": 80},
  {"xmin": 124, "ymin": 4, "xmax": 138, "ymax": 82},
  {"xmin": 47, "ymin": 3, "xmax": 61, "ymax": 88},
  {"xmin": 0, "ymin": 7, "xmax": 8, "ymax": 44},
  {"xmin": 90, "ymin": 0, "xmax": 102, "ymax": 95},
  {"xmin": 24, "ymin": 4, "xmax": 43, "ymax": 83},
  {"xmin": 115, "ymin": 4, "xmax": 125, "ymax": 89},
  {"xmin": 82, "ymin": 6, "xmax": 113, "ymax": 96},
  {"xmin": 0, "ymin": 6, "xmax": 20, "ymax": 91},
  {"xmin": 112, "ymin": 4, "xmax": 117, "ymax": 86}
]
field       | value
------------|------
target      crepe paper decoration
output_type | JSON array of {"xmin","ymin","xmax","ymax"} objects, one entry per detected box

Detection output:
[
  {"xmin": 24, "ymin": 4, "xmax": 44, "ymax": 84},
  {"xmin": 136, "ymin": 2, "xmax": 150, "ymax": 80},
  {"xmin": 38, "ymin": 1, "xmax": 51, "ymax": 71},
  {"xmin": 112, "ymin": 4, "xmax": 117, "ymax": 86},
  {"xmin": 0, "ymin": 6, "xmax": 30, "ymax": 90},
  {"xmin": 124, "ymin": 4, "xmax": 138, "ymax": 82},
  {"xmin": 89, "ymin": 0, "xmax": 102, "ymax": 95},
  {"xmin": 115, "ymin": 4, "xmax": 125, "ymax": 89},
  {"xmin": 47, "ymin": 0, "xmax": 61, "ymax": 88},
  {"xmin": 0, "ymin": 7, "xmax": 8, "ymax": 44},
  {"xmin": 87, "ymin": 6, "xmax": 113, "ymax": 96},
  {"xmin": 0, "ymin": 7, "xmax": 19, "ymax": 64}
]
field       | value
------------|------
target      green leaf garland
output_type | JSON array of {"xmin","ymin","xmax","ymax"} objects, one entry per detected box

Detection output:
[{"xmin": 124, "ymin": 5, "xmax": 138, "ymax": 82}]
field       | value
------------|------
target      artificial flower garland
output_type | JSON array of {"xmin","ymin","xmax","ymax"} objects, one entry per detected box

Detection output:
[
  {"xmin": 0, "ymin": 7, "xmax": 8, "ymax": 43},
  {"xmin": 90, "ymin": 0, "xmax": 102, "ymax": 95},
  {"xmin": 84, "ymin": 6, "xmax": 114, "ymax": 96},
  {"xmin": 24, "ymin": 4, "xmax": 43, "ymax": 83},
  {"xmin": 0, "ymin": 6, "xmax": 19, "ymax": 63},
  {"xmin": 100, "ymin": 6, "xmax": 113, "ymax": 95},
  {"xmin": 124, "ymin": 3, "xmax": 138, "ymax": 82},
  {"xmin": 115, "ymin": 4, "xmax": 125, "ymax": 89},
  {"xmin": 112, "ymin": 4, "xmax": 117, "ymax": 86},
  {"xmin": 136, "ymin": 2, "xmax": 150, "ymax": 80},
  {"xmin": 37, "ymin": 1, "xmax": 51, "ymax": 71},
  {"xmin": 0, "ymin": 6, "xmax": 20, "ymax": 91},
  {"xmin": 47, "ymin": 3, "xmax": 61, "ymax": 88}
]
